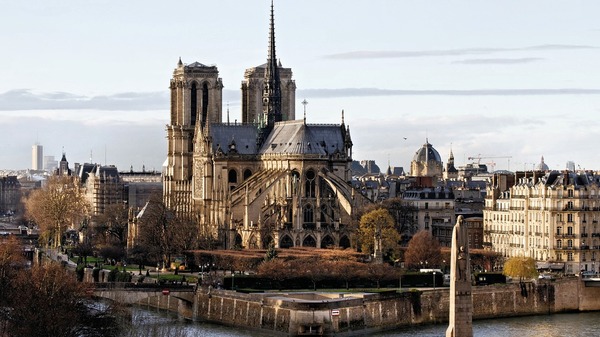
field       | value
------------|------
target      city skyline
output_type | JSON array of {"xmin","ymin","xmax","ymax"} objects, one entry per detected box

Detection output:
[{"xmin": 1, "ymin": 1, "xmax": 599, "ymax": 172}]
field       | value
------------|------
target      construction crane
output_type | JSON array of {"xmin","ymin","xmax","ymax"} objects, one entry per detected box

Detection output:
[{"xmin": 467, "ymin": 155, "xmax": 513, "ymax": 171}]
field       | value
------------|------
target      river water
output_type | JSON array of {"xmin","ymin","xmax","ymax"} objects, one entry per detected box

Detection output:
[{"xmin": 130, "ymin": 308, "xmax": 600, "ymax": 337}]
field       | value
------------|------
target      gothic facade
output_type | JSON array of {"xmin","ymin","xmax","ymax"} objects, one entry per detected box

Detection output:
[{"xmin": 163, "ymin": 3, "xmax": 365, "ymax": 250}]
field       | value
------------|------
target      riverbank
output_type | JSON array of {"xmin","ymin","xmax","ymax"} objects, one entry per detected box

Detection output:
[{"xmin": 114, "ymin": 276, "xmax": 597, "ymax": 336}]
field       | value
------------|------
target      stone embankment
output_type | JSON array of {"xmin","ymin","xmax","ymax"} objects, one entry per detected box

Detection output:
[{"xmin": 96, "ymin": 277, "xmax": 600, "ymax": 336}]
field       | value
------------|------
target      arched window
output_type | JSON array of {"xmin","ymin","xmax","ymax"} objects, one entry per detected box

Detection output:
[
  {"xmin": 305, "ymin": 169, "xmax": 316, "ymax": 198},
  {"xmin": 243, "ymin": 169, "xmax": 252, "ymax": 181},
  {"xmin": 201, "ymin": 82, "xmax": 209, "ymax": 128},
  {"xmin": 303, "ymin": 235, "xmax": 316, "ymax": 247},
  {"xmin": 248, "ymin": 235, "xmax": 258, "ymax": 249},
  {"xmin": 339, "ymin": 236, "xmax": 351, "ymax": 248},
  {"xmin": 280, "ymin": 235, "xmax": 293, "ymax": 249},
  {"xmin": 321, "ymin": 235, "xmax": 334, "ymax": 248},
  {"xmin": 234, "ymin": 233, "xmax": 243, "ymax": 249},
  {"xmin": 190, "ymin": 82, "xmax": 198, "ymax": 126},
  {"xmin": 303, "ymin": 204, "xmax": 314, "ymax": 223},
  {"xmin": 228, "ymin": 169, "xmax": 238, "ymax": 184}
]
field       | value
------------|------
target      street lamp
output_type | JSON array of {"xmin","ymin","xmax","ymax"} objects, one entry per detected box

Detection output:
[{"xmin": 433, "ymin": 271, "xmax": 436, "ymax": 290}]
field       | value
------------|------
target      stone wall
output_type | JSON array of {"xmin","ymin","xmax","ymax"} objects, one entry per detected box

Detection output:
[{"xmin": 187, "ymin": 278, "xmax": 599, "ymax": 336}]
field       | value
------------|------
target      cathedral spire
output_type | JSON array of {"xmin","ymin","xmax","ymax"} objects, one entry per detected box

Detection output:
[{"xmin": 262, "ymin": 0, "xmax": 282, "ymax": 128}]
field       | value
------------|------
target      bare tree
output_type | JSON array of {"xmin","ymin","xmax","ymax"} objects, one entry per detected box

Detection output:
[
  {"xmin": 24, "ymin": 175, "xmax": 90, "ymax": 248},
  {"xmin": 135, "ymin": 194, "xmax": 198, "ymax": 269},
  {"xmin": 93, "ymin": 202, "xmax": 129, "ymax": 245}
]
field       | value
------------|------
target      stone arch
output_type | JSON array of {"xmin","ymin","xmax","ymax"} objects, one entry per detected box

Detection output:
[
  {"xmin": 234, "ymin": 233, "xmax": 243, "ymax": 249},
  {"xmin": 280, "ymin": 235, "xmax": 293, "ymax": 249},
  {"xmin": 303, "ymin": 235, "xmax": 316, "ymax": 247},
  {"xmin": 243, "ymin": 168, "xmax": 252, "ymax": 181},
  {"xmin": 248, "ymin": 235, "xmax": 258, "ymax": 249},
  {"xmin": 228, "ymin": 169, "xmax": 238, "ymax": 183},
  {"xmin": 321, "ymin": 235, "xmax": 334, "ymax": 248},
  {"xmin": 339, "ymin": 235, "xmax": 351, "ymax": 248}
]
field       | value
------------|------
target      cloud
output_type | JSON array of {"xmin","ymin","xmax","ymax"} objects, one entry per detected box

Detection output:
[
  {"xmin": 452, "ymin": 58, "xmax": 544, "ymax": 65},
  {"xmin": 298, "ymin": 88, "xmax": 600, "ymax": 99},
  {"xmin": 324, "ymin": 44, "xmax": 595, "ymax": 60},
  {"xmin": 0, "ymin": 89, "xmax": 168, "ymax": 111},
  {"xmin": 4, "ymin": 85, "xmax": 600, "ymax": 113}
]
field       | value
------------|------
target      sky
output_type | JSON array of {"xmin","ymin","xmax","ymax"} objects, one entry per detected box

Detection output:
[{"xmin": 1, "ymin": 0, "xmax": 600, "ymax": 173}]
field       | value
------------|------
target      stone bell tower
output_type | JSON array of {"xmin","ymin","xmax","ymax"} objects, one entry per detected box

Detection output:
[{"xmin": 164, "ymin": 58, "xmax": 223, "ymax": 216}]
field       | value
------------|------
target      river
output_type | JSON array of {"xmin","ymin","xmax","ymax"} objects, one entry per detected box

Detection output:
[{"xmin": 129, "ymin": 308, "xmax": 600, "ymax": 337}]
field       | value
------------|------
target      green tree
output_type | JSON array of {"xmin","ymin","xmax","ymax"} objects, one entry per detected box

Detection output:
[
  {"xmin": 403, "ymin": 230, "xmax": 442, "ymax": 269},
  {"xmin": 503, "ymin": 256, "xmax": 538, "ymax": 282},
  {"xmin": 24, "ymin": 175, "xmax": 90, "ymax": 248},
  {"xmin": 358, "ymin": 208, "xmax": 401, "ymax": 259}
]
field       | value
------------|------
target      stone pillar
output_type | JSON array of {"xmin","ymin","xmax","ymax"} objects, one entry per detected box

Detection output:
[{"xmin": 446, "ymin": 215, "xmax": 473, "ymax": 337}]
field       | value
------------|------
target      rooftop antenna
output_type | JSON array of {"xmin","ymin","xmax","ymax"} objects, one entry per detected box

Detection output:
[
  {"xmin": 104, "ymin": 145, "xmax": 107, "ymax": 166},
  {"xmin": 341, "ymin": 109, "xmax": 345, "ymax": 124},
  {"xmin": 90, "ymin": 150, "xmax": 93, "ymax": 163}
]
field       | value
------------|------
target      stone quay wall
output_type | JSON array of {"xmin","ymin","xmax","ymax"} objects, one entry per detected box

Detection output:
[
  {"xmin": 185, "ymin": 278, "xmax": 600, "ymax": 336},
  {"xmin": 90, "ymin": 276, "xmax": 600, "ymax": 336}
]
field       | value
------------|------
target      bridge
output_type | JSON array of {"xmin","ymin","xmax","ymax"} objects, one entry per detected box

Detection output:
[{"xmin": 91, "ymin": 283, "xmax": 196, "ymax": 306}]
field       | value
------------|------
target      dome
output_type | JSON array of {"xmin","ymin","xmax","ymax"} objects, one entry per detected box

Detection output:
[
  {"xmin": 536, "ymin": 156, "xmax": 549, "ymax": 171},
  {"xmin": 413, "ymin": 139, "xmax": 442, "ymax": 163}
]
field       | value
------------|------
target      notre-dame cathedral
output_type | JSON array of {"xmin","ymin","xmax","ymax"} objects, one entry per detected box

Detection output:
[{"xmin": 163, "ymin": 2, "xmax": 367, "ymax": 250}]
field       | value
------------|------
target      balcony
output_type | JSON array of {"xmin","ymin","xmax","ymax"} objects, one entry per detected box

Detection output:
[
  {"xmin": 582, "ymin": 233, "xmax": 589, "ymax": 238},
  {"xmin": 303, "ymin": 223, "xmax": 316, "ymax": 230}
]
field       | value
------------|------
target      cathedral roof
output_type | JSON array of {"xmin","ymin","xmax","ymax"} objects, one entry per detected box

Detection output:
[
  {"xmin": 259, "ymin": 120, "xmax": 345, "ymax": 156},
  {"xmin": 209, "ymin": 124, "xmax": 259, "ymax": 155},
  {"xmin": 206, "ymin": 120, "xmax": 346, "ymax": 157}
]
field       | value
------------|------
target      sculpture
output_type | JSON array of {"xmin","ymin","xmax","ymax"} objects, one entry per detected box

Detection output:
[{"xmin": 446, "ymin": 215, "xmax": 473, "ymax": 337}]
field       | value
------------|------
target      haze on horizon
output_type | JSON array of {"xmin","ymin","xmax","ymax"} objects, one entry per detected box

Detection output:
[{"xmin": 1, "ymin": 1, "xmax": 599, "ymax": 172}]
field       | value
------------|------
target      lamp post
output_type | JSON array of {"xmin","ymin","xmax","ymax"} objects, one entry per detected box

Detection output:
[
  {"xmin": 433, "ymin": 271, "xmax": 436, "ymax": 290},
  {"xmin": 231, "ymin": 272, "xmax": 235, "ymax": 291}
]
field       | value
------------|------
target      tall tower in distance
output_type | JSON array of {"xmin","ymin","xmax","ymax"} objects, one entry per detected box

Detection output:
[{"xmin": 32, "ymin": 143, "xmax": 43, "ymax": 171}]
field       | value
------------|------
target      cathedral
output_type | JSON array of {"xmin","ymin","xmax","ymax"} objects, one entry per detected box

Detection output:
[{"xmin": 163, "ymin": 2, "xmax": 367, "ymax": 250}]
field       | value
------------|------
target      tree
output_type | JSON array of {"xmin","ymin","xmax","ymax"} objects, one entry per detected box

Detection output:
[
  {"xmin": 365, "ymin": 262, "xmax": 398, "ymax": 288},
  {"xmin": 404, "ymin": 230, "xmax": 442, "ymax": 269},
  {"xmin": 330, "ymin": 260, "xmax": 365, "ymax": 289},
  {"xmin": 92, "ymin": 203, "xmax": 129, "ymax": 245},
  {"xmin": 0, "ymin": 236, "xmax": 26, "ymax": 306},
  {"xmin": 358, "ymin": 208, "xmax": 401, "ymax": 260},
  {"xmin": 380, "ymin": 198, "xmax": 419, "ymax": 245},
  {"xmin": 294, "ymin": 257, "xmax": 330, "ymax": 290},
  {"xmin": 2, "ymin": 263, "xmax": 123, "ymax": 337},
  {"xmin": 24, "ymin": 175, "xmax": 90, "ymax": 248},
  {"xmin": 503, "ymin": 256, "xmax": 538, "ymax": 282},
  {"xmin": 257, "ymin": 258, "xmax": 294, "ymax": 290},
  {"xmin": 135, "ymin": 194, "xmax": 198, "ymax": 268}
]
